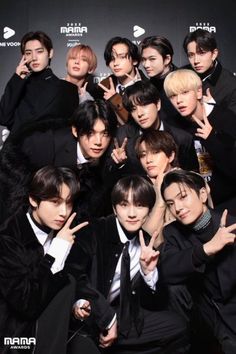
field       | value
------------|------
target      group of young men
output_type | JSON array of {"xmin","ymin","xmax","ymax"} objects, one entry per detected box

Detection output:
[{"xmin": 0, "ymin": 27, "xmax": 236, "ymax": 354}]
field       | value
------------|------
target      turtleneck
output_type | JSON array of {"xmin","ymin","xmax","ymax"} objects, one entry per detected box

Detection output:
[{"xmin": 192, "ymin": 209, "xmax": 212, "ymax": 232}]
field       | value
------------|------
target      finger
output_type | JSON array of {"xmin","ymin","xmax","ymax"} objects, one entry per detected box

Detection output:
[
  {"xmin": 98, "ymin": 82, "xmax": 110, "ymax": 93},
  {"xmin": 63, "ymin": 212, "xmax": 77, "ymax": 228},
  {"xmin": 139, "ymin": 230, "xmax": 145, "ymax": 248},
  {"xmin": 192, "ymin": 115, "xmax": 205, "ymax": 128},
  {"xmin": 109, "ymin": 77, "xmax": 115, "ymax": 91},
  {"xmin": 219, "ymin": 209, "xmax": 228, "ymax": 228},
  {"xmin": 226, "ymin": 223, "xmax": 236, "ymax": 233},
  {"xmin": 111, "ymin": 153, "xmax": 120, "ymax": 164},
  {"xmin": 71, "ymin": 221, "xmax": 89, "ymax": 234},
  {"xmin": 149, "ymin": 230, "xmax": 159, "ymax": 248},
  {"xmin": 114, "ymin": 137, "xmax": 119, "ymax": 149},
  {"xmin": 121, "ymin": 137, "xmax": 128, "ymax": 149}
]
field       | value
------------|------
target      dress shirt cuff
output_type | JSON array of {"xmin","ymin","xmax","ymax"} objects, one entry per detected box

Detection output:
[
  {"xmin": 140, "ymin": 267, "xmax": 158, "ymax": 290},
  {"xmin": 106, "ymin": 313, "xmax": 117, "ymax": 330},
  {"xmin": 47, "ymin": 237, "xmax": 72, "ymax": 274}
]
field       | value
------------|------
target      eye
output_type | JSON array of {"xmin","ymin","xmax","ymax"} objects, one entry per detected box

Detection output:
[
  {"xmin": 119, "ymin": 201, "xmax": 128, "ymax": 207},
  {"xmin": 180, "ymin": 194, "xmax": 187, "ymax": 200}
]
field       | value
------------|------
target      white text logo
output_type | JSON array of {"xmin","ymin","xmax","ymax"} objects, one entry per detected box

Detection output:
[
  {"xmin": 60, "ymin": 22, "xmax": 87, "ymax": 37},
  {"xmin": 189, "ymin": 22, "xmax": 216, "ymax": 33},
  {"xmin": 4, "ymin": 337, "xmax": 36, "ymax": 350}
]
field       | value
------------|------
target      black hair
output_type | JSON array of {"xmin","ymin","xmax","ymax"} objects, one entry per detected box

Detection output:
[
  {"xmin": 135, "ymin": 130, "xmax": 179, "ymax": 167},
  {"xmin": 71, "ymin": 99, "xmax": 117, "ymax": 138},
  {"xmin": 29, "ymin": 165, "xmax": 79, "ymax": 205},
  {"xmin": 122, "ymin": 81, "xmax": 160, "ymax": 112},
  {"xmin": 183, "ymin": 29, "xmax": 217, "ymax": 53},
  {"xmin": 104, "ymin": 36, "xmax": 140, "ymax": 66},
  {"xmin": 161, "ymin": 169, "xmax": 206, "ymax": 200},
  {"xmin": 140, "ymin": 35, "xmax": 174, "ymax": 61},
  {"xmin": 20, "ymin": 31, "xmax": 53, "ymax": 54},
  {"xmin": 111, "ymin": 175, "xmax": 156, "ymax": 209}
]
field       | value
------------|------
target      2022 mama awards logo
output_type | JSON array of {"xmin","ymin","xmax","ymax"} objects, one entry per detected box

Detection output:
[
  {"xmin": 60, "ymin": 22, "xmax": 88, "ymax": 47},
  {"xmin": 4, "ymin": 337, "xmax": 36, "ymax": 350}
]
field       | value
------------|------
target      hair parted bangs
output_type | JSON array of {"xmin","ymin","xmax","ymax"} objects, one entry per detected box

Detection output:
[
  {"xmin": 111, "ymin": 175, "xmax": 156, "ymax": 209},
  {"xmin": 66, "ymin": 44, "xmax": 97, "ymax": 72},
  {"xmin": 164, "ymin": 69, "xmax": 202, "ymax": 98},
  {"xmin": 123, "ymin": 81, "xmax": 160, "ymax": 112}
]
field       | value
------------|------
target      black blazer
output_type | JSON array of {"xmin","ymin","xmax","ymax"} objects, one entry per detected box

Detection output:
[
  {"xmin": 0, "ymin": 211, "xmax": 69, "ymax": 352},
  {"xmin": 105, "ymin": 120, "xmax": 199, "ymax": 182},
  {"xmin": 160, "ymin": 210, "xmax": 236, "ymax": 335},
  {"xmin": 0, "ymin": 68, "xmax": 79, "ymax": 133},
  {"xmin": 66, "ymin": 215, "xmax": 165, "ymax": 333}
]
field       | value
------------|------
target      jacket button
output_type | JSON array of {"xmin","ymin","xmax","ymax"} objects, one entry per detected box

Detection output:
[
  {"xmin": 132, "ymin": 290, "xmax": 136, "ymax": 295},
  {"xmin": 115, "ymin": 253, "xmax": 119, "ymax": 257}
]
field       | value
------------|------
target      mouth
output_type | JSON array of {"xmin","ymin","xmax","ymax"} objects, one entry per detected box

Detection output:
[
  {"xmin": 178, "ymin": 211, "xmax": 189, "ymax": 220},
  {"xmin": 54, "ymin": 220, "xmax": 65, "ymax": 226},
  {"xmin": 72, "ymin": 66, "xmax": 80, "ymax": 71},
  {"xmin": 178, "ymin": 106, "xmax": 187, "ymax": 113},
  {"xmin": 91, "ymin": 148, "xmax": 103, "ymax": 154},
  {"xmin": 32, "ymin": 63, "xmax": 39, "ymax": 68},
  {"xmin": 126, "ymin": 220, "xmax": 139, "ymax": 225},
  {"xmin": 139, "ymin": 118, "xmax": 149, "ymax": 125},
  {"xmin": 194, "ymin": 66, "xmax": 203, "ymax": 71},
  {"xmin": 146, "ymin": 166, "xmax": 156, "ymax": 171}
]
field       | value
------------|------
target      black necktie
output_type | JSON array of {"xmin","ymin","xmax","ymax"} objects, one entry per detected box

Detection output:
[{"xmin": 119, "ymin": 241, "xmax": 132, "ymax": 337}]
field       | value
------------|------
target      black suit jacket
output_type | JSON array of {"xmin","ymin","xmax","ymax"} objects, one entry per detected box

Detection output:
[
  {"xmin": 0, "ymin": 211, "xmax": 69, "ymax": 352},
  {"xmin": 66, "ymin": 215, "xmax": 165, "ymax": 333},
  {"xmin": 0, "ymin": 68, "xmax": 79, "ymax": 133},
  {"xmin": 160, "ymin": 210, "xmax": 236, "ymax": 334},
  {"xmin": 105, "ymin": 120, "xmax": 199, "ymax": 183}
]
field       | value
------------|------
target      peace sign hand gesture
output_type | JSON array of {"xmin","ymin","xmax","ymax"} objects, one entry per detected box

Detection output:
[
  {"xmin": 203, "ymin": 209, "xmax": 236, "ymax": 256},
  {"xmin": 111, "ymin": 137, "xmax": 128, "ymax": 164},
  {"xmin": 139, "ymin": 230, "xmax": 160, "ymax": 275},
  {"xmin": 192, "ymin": 104, "xmax": 213, "ymax": 140},
  {"xmin": 98, "ymin": 77, "xmax": 116, "ymax": 100},
  {"xmin": 56, "ymin": 212, "xmax": 88, "ymax": 245}
]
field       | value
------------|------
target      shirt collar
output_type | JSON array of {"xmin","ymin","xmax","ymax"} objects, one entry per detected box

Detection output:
[
  {"xmin": 26, "ymin": 212, "xmax": 53, "ymax": 246},
  {"xmin": 77, "ymin": 142, "xmax": 89, "ymax": 165},
  {"xmin": 115, "ymin": 218, "xmax": 138, "ymax": 246}
]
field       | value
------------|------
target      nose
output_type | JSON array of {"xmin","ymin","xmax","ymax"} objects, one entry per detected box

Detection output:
[
  {"xmin": 127, "ymin": 205, "xmax": 136, "ymax": 218},
  {"xmin": 174, "ymin": 200, "xmax": 183, "ymax": 214},
  {"xmin": 137, "ymin": 106, "xmax": 144, "ymax": 118},
  {"xmin": 193, "ymin": 53, "xmax": 200, "ymax": 63},
  {"xmin": 75, "ymin": 58, "xmax": 80, "ymax": 64},
  {"xmin": 145, "ymin": 151, "xmax": 153, "ymax": 164},
  {"xmin": 59, "ymin": 202, "xmax": 67, "ymax": 217},
  {"xmin": 94, "ymin": 134, "xmax": 102, "ymax": 146},
  {"xmin": 176, "ymin": 94, "xmax": 183, "ymax": 104},
  {"xmin": 31, "ymin": 51, "xmax": 37, "ymax": 61}
]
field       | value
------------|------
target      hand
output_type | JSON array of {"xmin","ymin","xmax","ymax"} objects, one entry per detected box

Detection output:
[
  {"xmin": 111, "ymin": 137, "xmax": 128, "ymax": 164},
  {"xmin": 139, "ymin": 230, "xmax": 160, "ymax": 275},
  {"xmin": 98, "ymin": 77, "xmax": 116, "ymax": 100},
  {"xmin": 203, "ymin": 88, "xmax": 214, "ymax": 103},
  {"xmin": 99, "ymin": 320, "xmax": 118, "ymax": 348},
  {"xmin": 192, "ymin": 104, "xmax": 213, "ymax": 140},
  {"xmin": 16, "ymin": 56, "xmax": 32, "ymax": 79},
  {"xmin": 73, "ymin": 300, "xmax": 91, "ymax": 320},
  {"xmin": 78, "ymin": 81, "xmax": 88, "ymax": 96},
  {"xmin": 56, "ymin": 212, "xmax": 88, "ymax": 245},
  {"xmin": 125, "ymin": 67, "xmax": 141, "ymax": 84},
  {"xmin": 203, "ymin": 209, "xmax": 236, "ymax": 256}
]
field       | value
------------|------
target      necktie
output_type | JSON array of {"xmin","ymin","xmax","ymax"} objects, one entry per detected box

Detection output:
[
  {"xmin": 119, "ymin": 241, "xmax": 132, "ymax": 337},
  {"xmin": 118, "ymin": 84, "xmax": 125, "ymax": 95}
]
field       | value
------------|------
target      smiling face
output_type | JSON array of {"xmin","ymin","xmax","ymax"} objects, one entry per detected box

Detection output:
[
  {"xmin": 141, "ymin": 47, "xmax": 171, "ymax": 78},
  {"xmin": 113, "ymin": 188, "xmax": 150, "ymax": 232},
  {"xmin": 163, "ymin": 182, "xmax": 207, "ymax": 225},
  {"xmin": 187, "ymin": 41, "xmax": 218, "ymax": 74},
  {"xmin": 139, "ymin": 141, "xmax": 174, "ymax": 179},
  {"xmin": 108, "ymin": 43, "xmax": 137, "ymax": 84},
  {"xmin": 29, "ymin": 183, "xmax": 73, "ymax": 230},
  {"xmin": 73, "ymin": 118, "xmax": 111, "ymax": 159},
  {"xmin": 24, "ymin": 39, "xmax": 53, "ymax": 72}
]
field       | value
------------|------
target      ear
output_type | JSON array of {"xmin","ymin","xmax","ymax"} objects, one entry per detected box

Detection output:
[
  {"xmin": 29, "ymin": 196, "xmax": 38, "ymax": 209},
  {"xmin": 132, "ymin": 60, "xmax": 138, "ymax": 67},
  {"xmin": 156, "ymin": 99, "xmax": 161, "ymax": 112},
  {"xmin": 49, "ymin": 49, "xmax": 54, "ymax": 59},
  {"xmin": 199, "ymin": 187, "xmax": 208, "ymax": 204},
  {"xmin": 168, "ymin": 151, "xmax": 175, "ymax": 164},
  {"xmin": 71, "ymin": 126, "xmax": 78, "ymax": 138},
  {"xmin": 212, "ymin": 48, "xmax": 218, "ymax": 61},
  {"xmin": 196, "ymin": 86, "xmax": 203, "ymax": 100},
  {"xmin": 164, "ymin": 54, "xmax": 171, "ymax": 66},
  {"xmin": 112, "ymin": 206, "xmax": 117, "ymax": 215}
]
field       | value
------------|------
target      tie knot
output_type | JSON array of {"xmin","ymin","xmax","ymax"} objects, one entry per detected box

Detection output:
[{"xmin": 118, "ymin": 84, "xmax": 125, "ymax": 95}]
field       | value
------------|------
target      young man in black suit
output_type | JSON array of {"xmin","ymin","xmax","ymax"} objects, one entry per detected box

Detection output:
[
  {"xmin": 0, "ymin": 31, "xmax": 79, "ymax": 136},
  {"xmin": 0, "ymin": 100, "xmax": 117, "ymax": 222},
  {"xmin": 0, "ymin": 165, "xmax": 88, "ymax": 354},
  {"xmin": 160, "ymin": 169, "xmax": 236, "ymax": 354},
  {"xmin": 66, "ymin": 175, "xmax": 189, "ymax": 354},
  {"xmin": 96, "ymin": 37, "xmax": 147, "ymax": 125}
]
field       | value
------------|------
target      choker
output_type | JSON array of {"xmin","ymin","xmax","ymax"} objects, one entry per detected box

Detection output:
[
  {"xmin": 192, "ymin": 209, "xmax": 212, "ymax": 232},
  {"xmin": 29, "ymin": 211, "xmax": 52, "ymax": 234}
]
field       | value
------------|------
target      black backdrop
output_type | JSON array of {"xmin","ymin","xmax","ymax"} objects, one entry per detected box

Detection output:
[{"xmin": 0, "ymin": 0, "xmax": 235, "ymax": 133}]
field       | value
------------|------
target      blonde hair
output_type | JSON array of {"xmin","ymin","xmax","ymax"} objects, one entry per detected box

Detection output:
[
  {"xmin": 66, "ymin": 44, "xmax": 97, "ymax": 72},
  {"xmin": 164, "ymin": 69, "xmax": 202, "ymax": 97}
]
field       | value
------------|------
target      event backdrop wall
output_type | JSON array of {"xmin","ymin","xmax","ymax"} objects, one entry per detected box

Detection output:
[{"xmin": 0, "ymin": 0, "xmax": 235, "ymax": 135}]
